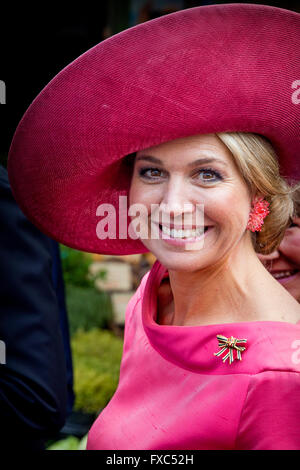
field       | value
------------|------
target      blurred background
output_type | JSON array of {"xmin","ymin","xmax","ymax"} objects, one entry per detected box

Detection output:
[{"xmin": 0, "ymin": 0, "xmax": 299, "ymax": 450}]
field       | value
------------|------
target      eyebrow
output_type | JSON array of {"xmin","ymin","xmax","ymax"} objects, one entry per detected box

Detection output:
[{"xmin": 135, "ymin": 154, "xmax": 228, "ymax": 167}]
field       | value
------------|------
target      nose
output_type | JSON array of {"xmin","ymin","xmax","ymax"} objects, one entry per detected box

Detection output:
[{"xmin": 159, "ymin": 177, "xmax": 196, "ymax": 222}]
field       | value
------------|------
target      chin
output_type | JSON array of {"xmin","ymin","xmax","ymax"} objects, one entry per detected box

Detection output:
[
  {"xmin": 139, "ymin": 233, "xmax": 222, "ymax": 272},
  {"xmin": 151, "ymin": 248, "xmax": 215, "ymax": 273}
]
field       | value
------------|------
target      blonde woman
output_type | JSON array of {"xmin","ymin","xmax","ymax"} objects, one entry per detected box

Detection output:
[{"xmin": 7, "ymin": 4, "xmax": 300, "ymax": 449}]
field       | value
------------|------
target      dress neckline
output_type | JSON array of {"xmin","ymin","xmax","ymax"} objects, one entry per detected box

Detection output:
[{"xmin": 141, "ymin": 259, "xmax": 300, "ymax": 374}]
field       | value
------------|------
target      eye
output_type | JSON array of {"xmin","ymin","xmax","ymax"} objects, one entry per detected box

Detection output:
[
  {"xmin": 195, "ymin": 168, "xmax": 223, "ymax": 183},
  {"xmin": 138, "ymin": 167, "xmax": 164, "ymax": 179}
]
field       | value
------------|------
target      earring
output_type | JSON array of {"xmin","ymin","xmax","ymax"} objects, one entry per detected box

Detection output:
[{"xmin": 247, "ymin": 197, "xmax": 270, "ymax": 232}]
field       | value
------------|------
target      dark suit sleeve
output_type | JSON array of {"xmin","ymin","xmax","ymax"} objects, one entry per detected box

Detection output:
[
  {"xmin": 49, "ymin": 239, "xmax": 75, "ymax": 417},
  {"xmin": 0, "ymin": 166, "xmax": 68, "ymax": 447}
]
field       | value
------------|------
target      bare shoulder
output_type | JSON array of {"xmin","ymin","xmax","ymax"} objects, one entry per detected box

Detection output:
[
  {"xmin": 280, "ymin": 303, "xmax": 300, "ymax": 324},
  {"xmin": 264, "ymin": 286, "xmax": 300, "ymax": 324}
]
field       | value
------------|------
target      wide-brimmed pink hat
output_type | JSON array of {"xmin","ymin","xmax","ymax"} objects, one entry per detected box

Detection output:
[{"xmin": 7, "ymin": 3, "xmax": 300, "ymax": 255}]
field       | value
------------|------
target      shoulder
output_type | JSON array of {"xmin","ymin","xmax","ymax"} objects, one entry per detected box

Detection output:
[
  {"xmin": 245, "ymin": 368, "xmax": 300, "ymax": 396},
  {"xmin": 241, "ymin": 320, "xmax": 300, "ymax": 374},
  {"xmin": 236, "ymin": 370, "xmax": 300, "ymax": 449}
]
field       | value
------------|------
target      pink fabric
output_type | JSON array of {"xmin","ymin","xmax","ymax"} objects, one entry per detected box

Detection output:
[{"xmin": 87, "ymin": 260, "xmax": 300, "ymax": 450}]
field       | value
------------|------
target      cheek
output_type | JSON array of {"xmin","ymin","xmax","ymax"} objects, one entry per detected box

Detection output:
[
  {"xmin": 129, "ymin": 178, "xmax": 146, "ymax": 206},
  {"xmin": 128, "ymin": 176, "xmax": 139, "ymax": 207},
  {"xmin": 279, "ymin": 232, "xmax": 300, "ymax": 257},
  {"xmin": 129, "ymin": 180, "xmax": 158, "ymax": 222},
  {"xmin": 128, "ymin": 186, "xmax": 136, "ymax": 208},
  {"xmin": 284, "ymin": 281, "xmax": 300, "ymax": 304},
  {"xmin": 203, "ymin": 189, "xmax": 249, "ymax": 228}
]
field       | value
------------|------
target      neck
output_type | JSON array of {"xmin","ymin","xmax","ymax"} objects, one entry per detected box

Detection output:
[{"xmin": 166, "ymin": 239, "xmax": 298, "ymax": 326}]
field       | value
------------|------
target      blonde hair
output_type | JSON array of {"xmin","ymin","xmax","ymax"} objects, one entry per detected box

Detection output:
[
  {"xmin": 292, "ymin": 186, "xmax": 300, "ymax": 218},
  {"xmin": 216, "ymin": 132, "xmax": 300, "ymax": 254}
]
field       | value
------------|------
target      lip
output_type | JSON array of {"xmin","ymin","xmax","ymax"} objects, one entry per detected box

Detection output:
[
  {"xmin": 270, "ymin": 269, "xmax": 300, "ymax": 285},
  {"xmin": 156, "ymin": 223, "xmax": 206, "ymax": 230},
  {"xmin": 156, "ymin": 224, "xmax": 211, "ymax": 247}
]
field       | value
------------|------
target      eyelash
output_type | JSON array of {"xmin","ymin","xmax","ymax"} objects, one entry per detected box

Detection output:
[{"xmin": 138, "ymin": 167, "xmax": 223, "ymax": 183}]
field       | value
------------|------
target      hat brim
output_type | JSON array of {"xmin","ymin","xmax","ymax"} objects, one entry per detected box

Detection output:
[{"xmin": 7, "ymin": 3, "xmax": 300, "ymax": 255}]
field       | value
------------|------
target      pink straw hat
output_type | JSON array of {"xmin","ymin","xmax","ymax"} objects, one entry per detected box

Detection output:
[{"xmin": 7, "ymin": 3, "xmax": 300, "ymax": 255}]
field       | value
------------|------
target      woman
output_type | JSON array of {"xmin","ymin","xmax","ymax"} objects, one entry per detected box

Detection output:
[
  {"xmin": 7, "ymin": 4, "xmax": 300, "ymax": 450},
  {"xmin": 87, "ymin": 132, "xmax": 300, "ymax": 450},
  {"xmin": 258, "ymin": 204, "xmax": 300, "ymax": 302},
  {"xmin": 130, "ymin": 132, "xmax": 300, "ymax": 327}
]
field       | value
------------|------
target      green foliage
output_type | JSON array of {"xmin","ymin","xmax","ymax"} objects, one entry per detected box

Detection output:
[
  {"xmin": 46, "ymin": 433, "xmax": 88, "ymax": 450},
  {"xmin": 65, "ymin": 284, "xmax": 113, "ymax": 336},
  {"xmin": 77, "ymin": 434, "xmax": 88, "ymax": 450},
  {"xmin": 60, "ymin": 244, "xmax": 106, "ymax": 288},
  {"xmin": 71, "ymin": 328, "xmax": 123, "ymax": 414},
  {"xmin": 59, "ymin": 244, "xmax": 112, "ymax": 335},
  {"xmin": 47, "ymin": 435, "xmax": 80, "ymax": 450},
  {"xmin": 58, "ymin": 245, "xmax": 123, "ymax": 435}
]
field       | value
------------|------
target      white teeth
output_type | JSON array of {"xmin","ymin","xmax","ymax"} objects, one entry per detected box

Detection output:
[
  {"xmin": 161, "ymin": 225, "xmax": 205, "ymax": 238},
  {"xmin": 272, "ymin": 270, "xmax": 296, "ymax": 279}
]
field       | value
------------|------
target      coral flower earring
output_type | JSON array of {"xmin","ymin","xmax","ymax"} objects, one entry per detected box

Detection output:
[{"xmin": 247, "ymin": 197, "xmax": 270, "ymax": 232}]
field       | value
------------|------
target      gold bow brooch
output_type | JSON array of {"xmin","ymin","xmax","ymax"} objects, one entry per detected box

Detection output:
[{"xmin": 214, "ymin": 335, "xmax": 247, "ymax": 364}]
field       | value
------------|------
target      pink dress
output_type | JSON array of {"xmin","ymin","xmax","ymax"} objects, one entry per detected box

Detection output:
[{"xmin": 87, "ymin": 260, "xmax": 300, "ymax": 450}]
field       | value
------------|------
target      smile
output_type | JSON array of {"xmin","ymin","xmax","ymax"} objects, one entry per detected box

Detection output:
[
  {"xmin": 159, "ymin": 224, "xmax": 206, "ymax": 239},
  {"xmin": 271, "ymin": 269, "xmax": 299, "ymax": 280},
  {"xmin": 156, "ymin": 223, "xmax": 211, "ymax": 247}
]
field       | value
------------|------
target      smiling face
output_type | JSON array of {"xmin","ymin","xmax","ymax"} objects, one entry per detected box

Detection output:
[
  {"xmin": 129, "ymin": 133, "xmax": 254, "ymax": 272},
  {"xmin": 258, "ymin": 217, "xmax": 300, "ymax": 302}
]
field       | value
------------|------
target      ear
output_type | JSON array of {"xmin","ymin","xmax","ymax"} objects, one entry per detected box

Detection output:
[{"xmin": 251, "ymin": 193, "xmax": 265, "ymax": 205}]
